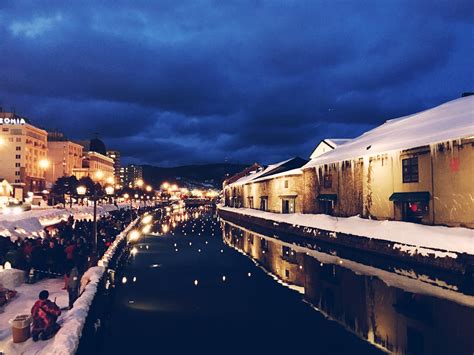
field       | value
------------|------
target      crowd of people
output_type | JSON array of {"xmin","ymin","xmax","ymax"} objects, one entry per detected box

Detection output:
[
  {"xmin": 0, "ymin": 206, "xmax": 156, "ymax": 342},
  {"xmin": 0, "ymin": 208, "xmax": 135, "ymax": 277}
]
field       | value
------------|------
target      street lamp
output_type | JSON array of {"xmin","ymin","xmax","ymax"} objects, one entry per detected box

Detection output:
[
  {"xmin": 95, "ymin": 170, "xmax": 104, "ymax": 181},
  {"xmin": 105, "ymin": 185, "xmax": 115, "ymax": 204},
  {"xmin": 77, "ymin": 184, "xmax": 100, "ymax": 260},
  {"xmin": 136, "ymin": 179, "xmax": 144, "ymax": 188},
  {"xmin": 146, "ymin": 185, "xmax": 152, "ymax": 192}
]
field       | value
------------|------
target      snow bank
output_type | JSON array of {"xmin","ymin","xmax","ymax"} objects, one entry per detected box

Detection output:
[
  {"xmin": 37, "ymin": 218, "xmax": 138, "ymax": 355},
  {"xmin": 219, "ymin": 206, "xmax": 474, "ymax": 255}
]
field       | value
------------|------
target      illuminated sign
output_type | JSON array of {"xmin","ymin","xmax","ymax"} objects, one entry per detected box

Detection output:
[{"xmin": 0, "ymin": 117, "xmax": 27, "ymax": 125}]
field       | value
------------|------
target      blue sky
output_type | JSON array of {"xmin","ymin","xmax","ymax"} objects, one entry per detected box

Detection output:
[{"xmin": 0, "ymin": 0, "xmax": 472, "ymax": 166}]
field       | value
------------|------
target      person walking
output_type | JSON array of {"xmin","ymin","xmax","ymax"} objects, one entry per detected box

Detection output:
[{"xmin": 66, "ymin": 262, "xmax": 80, "ymax": 309}]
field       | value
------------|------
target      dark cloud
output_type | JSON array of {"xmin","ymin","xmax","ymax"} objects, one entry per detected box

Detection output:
[{"xmin": 0, "ymin": 0, "xmax": 472, "ymax": 166}]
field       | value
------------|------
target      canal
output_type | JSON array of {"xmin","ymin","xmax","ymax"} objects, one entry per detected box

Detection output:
[{"xmin": 93, "ymin": 206, "xmax": 473, "ymax": 355}]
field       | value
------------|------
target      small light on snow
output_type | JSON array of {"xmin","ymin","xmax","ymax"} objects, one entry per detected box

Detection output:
[
  {"xmin": 133, "ymin": 277, "xmax": 137, "ymax": 282},
  {"xmin": 198, "ymin": 249, "xmax": 201, "ymax": 253},
  {"xmin": 222, "ymin": 275, "xmax": 226, "ymax": 282},
  {"xmin": 247, "ymin": 272, "xmax": 252, "ymax": 277},
  {"xmin": 194, "ymin": 279, "xmax": 199, "ymax": 286},
  {"xmin": 122, "ymin": 276, "xmax": 127, "ymax": 284}
]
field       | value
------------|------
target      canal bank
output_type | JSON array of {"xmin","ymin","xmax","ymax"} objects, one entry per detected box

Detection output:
[
  {"xmin": 217, "ymin": 206, "xmax": 474, "ymax": 274},
  {"xmin": 87, "ymin": 206, "xmax": 383, "ymax": 355}
]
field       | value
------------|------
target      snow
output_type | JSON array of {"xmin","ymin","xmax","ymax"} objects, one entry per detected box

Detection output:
[
  {"xmin": 218, "ymin": 206, "xmax": 474, "ymax": 256},
  {"xmin": 0, "ymin": 278, "xmax": 68, "ymax": 355},
  {"xmin": 324, "ymin": 138, "xmax": 351, "ymax": 148},
  {"xmin": 0, "ymin": 204, "xmax": 130, "ymax": 240},
  {"xmin": 251, "ymin": 168, "xmax": 303, "ymax": 183},
  {"xmin": 0, "ymin": 216, "xmax": 139, "ymax": 355},
  {"xmin": 304, "ymin": 95, "xmax": 474, "ymax": 168},
  {"xmin": 229, "ymin": 158, "xmax": 294, "ymax": 186}
]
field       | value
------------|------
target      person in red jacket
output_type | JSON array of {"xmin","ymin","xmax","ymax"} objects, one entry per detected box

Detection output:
[{"xmin": 31, "ymin": 290, "xmax": 61, "ymax": 341}]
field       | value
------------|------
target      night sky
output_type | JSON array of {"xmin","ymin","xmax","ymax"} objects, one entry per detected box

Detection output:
[{"xmin": 0, "ymin": 1, "xmax": 472, "ymax": 166}]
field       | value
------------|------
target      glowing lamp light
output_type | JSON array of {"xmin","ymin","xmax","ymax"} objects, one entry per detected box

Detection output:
[
  {"xmin": 38, "ymin": 159, "xmax": 50, "ymax": 169},
  {"xmin": 122, "ymin": 276, "xmax": 127, "ymax": 284},
  {"xmin": 131, "ymin": 247, "xmax": 138, "ymax": 255},
  {"xmin": 146, "ymin": 185, "xmax": 152, "ymax": 192},
  {"xmin": 0, "ymin": 137, "xmax": 5, "ymax": 145},
  {"xmin": 134, "ymin": 194, "xmax": 139, "ymax": 199},
  {"xmin": 106, "ymin": 176, "xmax": 115, "ymax": 184},
  {"xmin": 142, "ymin": 215, "xmax": 153, "ymax": 224},
  {"xmin": 76, "ymin": 186, "xmax": 87, "ymax": 195},
  {"xmin": 95, "ymin": 170, "xmax": 104, "ymax": 180},
  {"xmin": 136, "ymin": 179, "xmax": 144, "ymax": 187},
  {"xmin": 129, "ymin": 230, "xmax": 141, "ymax": 241},
  {"xmin": 123, "ymin": 193, "xmax": 130, "ymax": 199},
  {"xmin": 105, "ymin": 186, "xmax": 115, "ymax": 195},
  {"xmin": 161, "ymin": 182, "xmax": 170, "ymax": 190}
]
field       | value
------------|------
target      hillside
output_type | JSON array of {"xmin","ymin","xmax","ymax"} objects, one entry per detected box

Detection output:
[{"xmin": 141, "ymin": 163, "xmax": 249, "ymax": 189}]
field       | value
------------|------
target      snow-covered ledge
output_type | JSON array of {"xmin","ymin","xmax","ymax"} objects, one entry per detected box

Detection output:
[
  {"xmin": 37, "ymin": 218, "xmax": 139, "ymax": 355},
  {"xmin": 218, "ymin": 206, "xmax": 474, "ymax": 257}
]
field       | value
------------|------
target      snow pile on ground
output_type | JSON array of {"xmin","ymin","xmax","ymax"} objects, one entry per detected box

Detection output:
[
  {"xmin": 0, "ymin": 204, "xmax": 129, "ymax": 240},
  {"xmin": 218, "ymin": 206, "xmax": 474, "ymax": 256},
  {"xmin": 37, "ymin": 218, "xmax": 138, "ymax": 355},
  {"xmin": 38, "ymin": 266, "xmax": 103, "ymax": 355},
  {"xmin": 0, "ymin": 278, "xmax": 68, "ymax": 355}
]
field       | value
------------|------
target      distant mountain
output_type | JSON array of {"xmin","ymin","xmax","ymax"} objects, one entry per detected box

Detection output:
[{"xmin": 141, "ymin": 163, "xmax": 249, "ymax": 189}]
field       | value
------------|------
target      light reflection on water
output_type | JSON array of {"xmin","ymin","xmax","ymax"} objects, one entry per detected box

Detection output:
[
  {"xmin": 99, "ymin": 206, "xmax": 437, "ymax": 355},
  {"xmin": 222, "ymin": 219, "xmax": 474, "ymax": 355}
]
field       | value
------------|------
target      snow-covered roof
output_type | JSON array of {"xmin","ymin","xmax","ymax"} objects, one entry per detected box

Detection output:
[
  {"xmin": 305, "ymin": 96, "xmax": 474, "ymax": 168},
  {"xmin": 230, "ymin": 158, "xmax": 294, "ymax": 187},
  {"xmin": 324, "ymin": 138, "xmax": 351, "ymax": 148},
  {"xmin": 310, "ymin": 138, "xmax": 351, "ymax": 159},
  {"xmin": 252, "ymin": 168, "xmax": 303, "ymax": 183}
]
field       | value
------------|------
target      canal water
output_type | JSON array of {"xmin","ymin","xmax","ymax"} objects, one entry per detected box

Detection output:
[{"xmin": 96, "ymin": 207, "xmax": 473, "ymax": 355}]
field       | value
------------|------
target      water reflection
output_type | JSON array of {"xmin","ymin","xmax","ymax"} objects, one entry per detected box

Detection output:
[{"xmin": 222, "ymin": 220, "xmax": 474, "ymax": 355}]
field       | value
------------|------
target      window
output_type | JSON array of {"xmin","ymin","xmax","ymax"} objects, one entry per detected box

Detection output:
[
  {"xmin": 402, "ymin": 157, "xmax": 419, "ymax": 183},
  {"xmin": 260, "ymin": 197, "xmax": 268, "ymax": 211},
  {"xmin": 16, "ymin": 138, "xmax": 21, "ymax": 142},
  {"xmin": 323, "ymin": 174, "xmax": 332, "ymax": 188},
  {"xmin": 15, "ymin": 179, "xmax": 20, "ymax": 183},
  {"xmin": 15, "ymin": 171, "xmax": 20, "ymax": 176},
  {"xmin": 260, "ymin": 238, "xmax": 269, "ymax": 252},
  {"xmin": 15, "ymin": 154, "xmax": 21, "ymax": 159},
  {"xmin": 15, "ymin": 163, "xmax": 20, "ymax": 167},
  {"xmin": 284, "ymin": 180, "xmax": 288, "ymax": 188},
  {"xmin": 282, "ymin": 246, "xmax": 297, "ymax": 263},
  {"xmin": 15, "ymin": 146, "xmax": 21, "ymax": 151}
]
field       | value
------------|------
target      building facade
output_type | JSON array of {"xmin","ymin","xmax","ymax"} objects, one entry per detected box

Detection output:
[
  {"xmin": 106, "ymin": 150, "xmax": 121, "ymax": 183},
  {"xmin": 45, "ymin": 132, "xmax": 83, "ymax": 185},
  {"xmin": 121, "ymin": 164, "xmax": 143, "ymax": 187},
  {"xmin": 0, "ymin": 113, "xmax": 48, "ymax": 195},
  {"xmin": 224, "ymin": 96, "xmax": 474, "ymax": 229},
  {"xmin": 73, "ymin": 151, "xmax": 115, "ymax": 183},
  {"xmin": 223, "ymin": 157, "xmax": 307, "ymax": 213}
]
